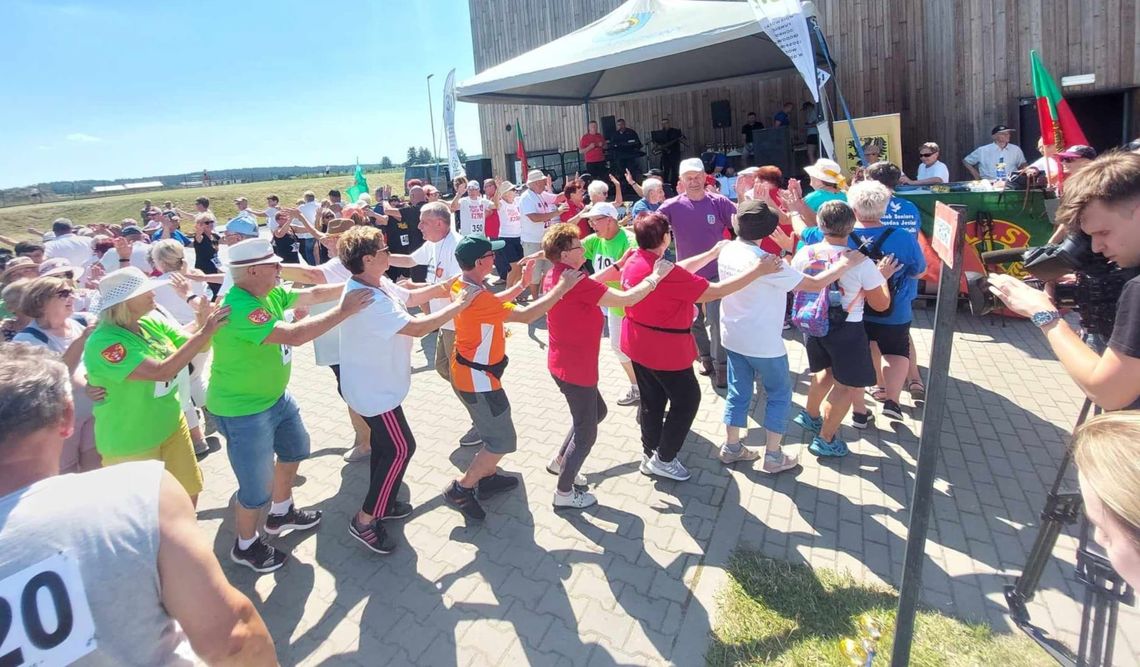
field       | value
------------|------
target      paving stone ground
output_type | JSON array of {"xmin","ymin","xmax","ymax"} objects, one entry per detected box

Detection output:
[{"xmin": 193, "ymin": 304, "xmax": 1139, "ymax": 666}]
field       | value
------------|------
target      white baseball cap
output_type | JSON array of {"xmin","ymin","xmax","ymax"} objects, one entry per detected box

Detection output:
[
  {"xmin": 581, "ymin": 202, "xmax": 620, "ymax": 220},
  {"xmin": 679, "ymin": 158, "xmax": 706, "ymax": 176}
]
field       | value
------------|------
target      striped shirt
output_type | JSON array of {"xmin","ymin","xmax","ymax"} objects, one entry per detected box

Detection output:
[{"xmin": 449, "ymin": 283, "xmax": 516, "ymax": 393}]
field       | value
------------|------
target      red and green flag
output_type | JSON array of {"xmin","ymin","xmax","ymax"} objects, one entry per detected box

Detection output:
[
  {"xmin": 1031, "ymin": 50, "xmax": 1089, "ymax": 151},
  {"xmin": 515, "ymin": 119, "xmax": 528, "ymax": 177}
]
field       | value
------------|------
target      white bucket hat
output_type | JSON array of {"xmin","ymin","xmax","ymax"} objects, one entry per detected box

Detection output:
[
  {"xmin": 679, "ymin": 157, "xmax": 706, "ymax": 176},
  {"xmin": 38, "ymin": 257, "xmax": 78, "ymax": 278},
  {"xmin": 97, "ymin": 266, "xmax": 161, "ymax": 313},
  {"xmin": 226, "ymin": 238, "xmax": 283, "ymax": 268},
  {"xmin": 525, "ymin": 169, "xmax": 546, "ymax": 185},
  {"xmin": 581, "ymin": 202, "xmax": 620, "ymax": 220}
]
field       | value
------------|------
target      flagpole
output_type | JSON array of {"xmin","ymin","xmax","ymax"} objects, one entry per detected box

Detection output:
[{"xmin": 427, "ymin": 74, "xmax": 438, "ymax": 186}]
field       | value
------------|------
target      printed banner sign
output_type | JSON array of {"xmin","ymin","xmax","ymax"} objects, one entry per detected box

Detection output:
[
  {"xmin": 830, "ymin": 113, "xmax": 902, "ymax": 176},
  {"xmin": 932, "ymin": 201, "xmax": 960, "ymax": 269},
  {"xmin": 747, "ymin": 0, "xmax": 819, "ymax": 102},
  {"xmin": 443, "ymin": 69, "xmax": 465, "ymax": 180}
]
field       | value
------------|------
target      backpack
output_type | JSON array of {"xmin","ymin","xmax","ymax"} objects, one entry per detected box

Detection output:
[
  {"xmin": 18, "ymin": 314, "xmax": 89, "ymax": 345},
  {"xmin": 849, "ymin": 228, "xmax": 901, "ymax": 318},
  {"xmin": 791, "ymin": 245, "xmax": 849, "ymax": 337}
]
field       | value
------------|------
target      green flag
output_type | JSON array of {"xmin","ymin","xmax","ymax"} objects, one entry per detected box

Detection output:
[{"xmin": 346, "ymin": 164, "xmax": 368, "ymax": 204}]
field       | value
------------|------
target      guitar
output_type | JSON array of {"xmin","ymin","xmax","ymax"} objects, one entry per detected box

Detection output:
[{"xmin": 651, "ymin": 134, "xmax": 687, "ymax": 155}]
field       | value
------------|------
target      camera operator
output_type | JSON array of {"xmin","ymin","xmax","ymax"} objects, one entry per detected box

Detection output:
[{"xmin": 989, "ymin": 152, "xmax": 1140, "ymax": 410}]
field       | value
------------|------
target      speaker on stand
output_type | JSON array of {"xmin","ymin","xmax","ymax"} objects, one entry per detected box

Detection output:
[
  {"xmin": 711, "ymin": 100, "xmax": 732, "ymax": 148},
  {"xmin": 465, "ymin": 158, "xmax": 493, "ymax": 184}
]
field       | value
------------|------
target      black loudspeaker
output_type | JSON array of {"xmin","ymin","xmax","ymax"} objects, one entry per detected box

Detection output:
[
  {"xmin": 711, "ymin": 100, "xmax": 732, "ymax": 129},
  {"xmin": 465, "ymin": 158, "xmax": 493, "ymax": 183},
  {"xmin": 750, "ymin": 126, "xmax": 793, "ymax": 175},
  {"xmin": 601, "ymin": 115, "xmax": 618, "ymax": 142}
]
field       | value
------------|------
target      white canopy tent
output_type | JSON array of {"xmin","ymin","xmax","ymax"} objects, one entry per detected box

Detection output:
[{"xmin": 456, "ymin": 0, "xmax": 827, "ymax": 105}]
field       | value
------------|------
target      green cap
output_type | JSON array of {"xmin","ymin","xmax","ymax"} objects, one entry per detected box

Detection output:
[{"xmin": 455, "ymin": 234, "xmax": 506, "ymax": 265}]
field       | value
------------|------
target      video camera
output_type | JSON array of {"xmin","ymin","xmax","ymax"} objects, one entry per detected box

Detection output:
[{"xmin": 966, "ymin": 231, "xmax": 1137, "ymax": 337}]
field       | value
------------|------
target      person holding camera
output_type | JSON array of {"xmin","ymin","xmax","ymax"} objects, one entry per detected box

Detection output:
[{"xmin": 989, "ymin": 151, "xmax": 1140, "ymax": 410}]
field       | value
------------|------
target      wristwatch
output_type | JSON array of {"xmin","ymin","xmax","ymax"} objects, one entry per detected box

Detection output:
[{"xmin": 1031, "ymin": 310, "xmax": 1061, "ymax": 328}]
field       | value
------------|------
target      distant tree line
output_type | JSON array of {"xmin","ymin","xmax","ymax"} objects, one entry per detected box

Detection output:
[{"xmin": 404, "ymin": 147, "xmax": 467, "ymax": 167}]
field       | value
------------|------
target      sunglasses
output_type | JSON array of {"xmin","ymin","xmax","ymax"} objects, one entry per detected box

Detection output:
[
  {"xmin": 919, "ymin": 152, "xmax": 934, "ymax": 158},
  {"xmin": 56, "ymin": 288, "xmax": 74, "ymax": 299}
]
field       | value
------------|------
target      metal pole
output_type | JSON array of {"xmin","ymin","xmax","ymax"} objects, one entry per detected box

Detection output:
[
  {"xmin": 890, "ymin": 204, "xmax": 968, "ymax": 666},
  {"xmin": 427, "ymin": 74, "xmax": 438, "ymax": 186}
]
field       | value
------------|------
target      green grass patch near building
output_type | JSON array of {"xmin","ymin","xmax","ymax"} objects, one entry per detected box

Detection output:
[{"xmin": 708, "ymin": 553, "xmax": 1050, "ymax": 666}]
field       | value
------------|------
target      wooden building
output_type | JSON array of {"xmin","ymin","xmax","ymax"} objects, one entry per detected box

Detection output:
[{"xmin": 465, "ymin": 0, "xmax": 1140, "ymax": 182}]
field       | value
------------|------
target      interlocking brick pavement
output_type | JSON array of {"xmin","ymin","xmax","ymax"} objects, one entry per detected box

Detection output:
[{"xmin": 193, "ymin": 305, "xmax": 1139, "ymax": 666}]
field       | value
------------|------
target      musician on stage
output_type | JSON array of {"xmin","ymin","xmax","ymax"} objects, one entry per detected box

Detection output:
[
  {"xmin": 579, "ymin": 120, "xmax": 607, "ymax": 181},
  {"xmin": 612, "ymin": 118, "xmax": 644, "ymax": 182},
  {"xmin": 655, "ymin": 118, "xmax": 686, "ymax": 186}
]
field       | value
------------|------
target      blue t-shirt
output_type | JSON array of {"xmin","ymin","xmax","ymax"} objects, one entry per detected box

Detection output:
[
  {"xmin": 879, "ymin": 196, "xmax": 921, "ymax": 236},
  {"xmin": 631, "ymin": 199, "xmax": 660, "ymax": 218},
  {"xmin": 151, "ymin": 229, "xmax": 191, "ymax": 247},
  {"xmin": 774, "ymin": 111, "xmax": 791, "ymax": 126},
  {"xmin": 798, "ymin": 225, "xmax": 925, "ymax": 325}
]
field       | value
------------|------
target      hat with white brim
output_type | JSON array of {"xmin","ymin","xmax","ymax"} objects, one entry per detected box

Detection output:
[
  {"xmin": 97, "ymin": 266, "xmax": 162, "ymax": 313},
  {"xmin": 226, "ymin": 238, "xmax": 283, "ymax": 268}
]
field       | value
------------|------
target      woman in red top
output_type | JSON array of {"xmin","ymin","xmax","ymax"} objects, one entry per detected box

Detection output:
[
  {"xmin": 754, "ymin": 166, "xmax": 796, "ymax": 255},
  {"xmin": 619, "ymin": 212, "xmax": 780, "ymax": 482},
  {"xmin": 540, "ymin": 223, "xmax": 672, "ymax": 509},
  {"xmin": 482, "ymin": 179, "xmax": 501, "ymax": 239},
  {"xmin": 559, "ymin": 184, "xmax": 589, "ymax": 237}
]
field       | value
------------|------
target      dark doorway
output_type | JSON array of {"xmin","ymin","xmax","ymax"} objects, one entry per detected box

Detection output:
[{"xmin": 1018, "ymin": 88, "xmax": 1134, "ymax": 159}]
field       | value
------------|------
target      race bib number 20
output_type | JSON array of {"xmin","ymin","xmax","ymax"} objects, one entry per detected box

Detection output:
[{"xmin": 0, "ymin": 552, "xmax": 97, "ymax": 666}]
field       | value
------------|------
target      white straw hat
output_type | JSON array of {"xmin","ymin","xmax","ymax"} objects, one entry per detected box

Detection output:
[
  {"xmin": 525, "ymin": 169, "xmax": 546, "ymax": 185},
  {"xmin": 803, "ymin": 158, "xmax": 845, "ymax": 185},
  {"xmin": 226, "ymin": 238, "xmax": 283, "ymax": 268},
  {"xmin": 581, "ymin": 202, "xmax": 620, "ymax": 219},
  {"xmin": 97, "ymin": 266, "xmax": 161, "ymax": 313},
  {"xmin": 38, "ymin": 257, "xmax": 78, "ymax": 278}
]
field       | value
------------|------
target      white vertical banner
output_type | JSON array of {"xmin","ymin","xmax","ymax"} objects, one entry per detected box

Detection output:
[
  {"xmin": 747, "ymin": 0, "xmax": 819, "ymax": 103},
  {"xmin": 443, "ymin": 69, "xmax": 465, "ymax": 180}
]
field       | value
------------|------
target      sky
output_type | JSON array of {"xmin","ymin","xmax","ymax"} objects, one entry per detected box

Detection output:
[{"xmin": 0, "ymin": 0, "xmax": 484, "ymax": 188}]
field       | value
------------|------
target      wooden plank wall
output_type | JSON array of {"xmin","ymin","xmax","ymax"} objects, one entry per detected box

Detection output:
[{"xmin": 468, "ymin": 0, "xmax": 1140, "ymax": 181}]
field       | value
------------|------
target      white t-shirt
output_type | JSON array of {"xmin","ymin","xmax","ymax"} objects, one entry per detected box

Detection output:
[
  {"xmin": 44, "ymin": 234, "xmax": 96, "ymax": 277},
  {"xmin": 963, "ymin": 142, "xmax": 1027, "ymax": 179},
  {"xmin": 264, "ymin": 206, "xmax": 280, "ymax": 231},
  {"xmin": 99, "ymin": 242, "xmax": 151, "ymax": 274},
  {"xmin": 152, "ymin": 273, "xmax": 209, "ymax": 325},
  {"xmin": 719, "ymin": 241, "xmax": 804, "ymax": 358},
  {"xmin": 457, "ymin": 197, "xmax": 490, "ymax": 236},
  {"xmin": 310, "ymin": 258, "xmax": 352, "ymax": 367},
  {"xmin": 296, "ymin": 201, "xmax": 319, "ymax": 239},
  {"xmin": 518, "ymin": 188, "xmax": 557, "ymax": 243},
  {"xmin": 411, "ymin": 230, "xmax": 462, "ymax": 330},
  {"xmin": 791, "ymin": 242, "xmax": 885, "ymax": 323},
  {"xmin": 1029, "ymin": 155, "xmax": 1063, "ymax": 182},
  {"xmin": 498, "ymin": 199, "xmax": 523, "ymax": 238},
  {"xmin": 338, "ymin": 276, "xmax": 415, "ymax": 417},
  {"xmin": 11, "ymin": 318, "xmax": 86, "ymax": 354},
  {"xmin": 916, "ymin": 160, "xmax": 950, "ymax": 183}
]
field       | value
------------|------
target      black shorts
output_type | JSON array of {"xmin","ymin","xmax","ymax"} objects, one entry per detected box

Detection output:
[
  {"xmin": 329, "ymin": 364, "xmax": 343, "ymax": 398},
  {"xmin": 864, "ymin": 321, "xmax": 911, "ymax": 357},
  {"xmin": 804, "ymin": 320, "xmax": 876, "ymax": 388},
  {"xmin": 494, "ymin": 237, "xmax": 525, "ymax": 280}
]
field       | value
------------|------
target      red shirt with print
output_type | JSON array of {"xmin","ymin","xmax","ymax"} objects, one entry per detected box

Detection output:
[
  {"xmin": 543, "ymin": 263, "xmax": 608, "ymax": 385},
  {"xmin": 619, "ymin": 249, "xmax": 709, "ymax": 371}
]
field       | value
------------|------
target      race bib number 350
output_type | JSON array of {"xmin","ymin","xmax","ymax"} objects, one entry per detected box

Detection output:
[{"xmin": 0, "ymin": 552, "xmax": 97, "ymax": 666}]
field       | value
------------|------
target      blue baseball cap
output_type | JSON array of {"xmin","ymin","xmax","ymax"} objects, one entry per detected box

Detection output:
[{"xmin": 221, "ymin": 217, "xmax": 258, "ymax": 237}]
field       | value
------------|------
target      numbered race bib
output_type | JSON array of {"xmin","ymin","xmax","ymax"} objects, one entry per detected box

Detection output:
[
  {"xmin": 400, "ymin": 234, "xmax": 409, "ymax": 247},
  {"xmin": 0, "ymin": 552, "xmax": 97, "ymax": 666},
  {"xmin": 280, "ymin": 344, "xmax": 293, "ymax": 365},
  {"xmin": 153, "ymin": 366, "xmax": 188, "ymax": 399},
  {"xmin": 596, "ymin": 255, "xmax": 617, "ymax": 271},
  {"xmin": 469, "ymin": 220, "xmax": 485, "ymax": 236}
]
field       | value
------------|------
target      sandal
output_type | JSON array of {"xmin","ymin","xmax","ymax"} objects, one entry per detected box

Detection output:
[
  {"xmin": 865, "ymin": 386, "xmax": 888, "ymax": 402},
  {"xmin": 907, "ymin": 380, "xmax": 926, "ymax": 401}
]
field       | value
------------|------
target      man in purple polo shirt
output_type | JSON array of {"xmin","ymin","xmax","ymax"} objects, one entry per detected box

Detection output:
[{"xmin": 659, "ymin": 157, "xmax": 736, "ymax": 387}]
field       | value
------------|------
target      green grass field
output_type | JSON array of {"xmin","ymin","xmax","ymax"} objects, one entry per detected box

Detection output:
[
  {"xmin": 0, "ymin": 171, "xmax": 407, "ymax": 241},
  {"xmin": 708, "ymin": 554, "xmax": 1049, "ymax": 666}
]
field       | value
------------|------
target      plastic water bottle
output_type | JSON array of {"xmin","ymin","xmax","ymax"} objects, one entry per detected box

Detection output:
[{"xmin": 995, "ymin": 157, "xmax": 1007, "ymax": 180}]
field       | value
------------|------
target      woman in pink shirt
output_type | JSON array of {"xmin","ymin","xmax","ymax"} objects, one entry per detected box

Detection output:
[{"xmin": 619, "ymin": 212, "xmax": 780, "ymax": 482}]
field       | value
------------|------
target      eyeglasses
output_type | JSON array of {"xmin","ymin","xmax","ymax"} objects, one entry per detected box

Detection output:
[
  {"xmin": 55, "ymin": 289, "xmax": 74, "ymax": 299},
  {"xmin": 480, "ymin": 252, "xmax": 495, "ymax": 260},
  {"xmin": 919, "ymin": 153, "xmax": 934, "ymax": 158},
  {"xmin": 375, "ymin": 246, "xmax": 390, "ymax": 255},
  {"xmin": 568, "ymin": 244, "xmax": 584, "ymax": 251}
]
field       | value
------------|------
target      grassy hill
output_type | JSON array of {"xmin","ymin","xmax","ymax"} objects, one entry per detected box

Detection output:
[{"xmin": 0, "ymin": 171, "xmax": 408, "ymax": 241}]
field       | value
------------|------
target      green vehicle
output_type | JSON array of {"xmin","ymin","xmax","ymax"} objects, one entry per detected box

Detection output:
[{"xmin": 402, "ymin": 162, "xmax": 452, "ymax": 195}]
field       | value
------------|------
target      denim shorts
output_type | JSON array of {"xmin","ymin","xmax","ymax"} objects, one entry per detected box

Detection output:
[{"xmin": 215, "ymin": 392, "xmax": 311, "ymax": 509}]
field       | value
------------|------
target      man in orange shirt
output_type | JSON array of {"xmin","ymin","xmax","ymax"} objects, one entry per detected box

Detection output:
[
  {"xmin": 442, "ymin": 235, "xmax": 583, "ymax": 520},
  {"xmin": 580, "ymin": 120, "xmax": 607, "ymax": 181}
]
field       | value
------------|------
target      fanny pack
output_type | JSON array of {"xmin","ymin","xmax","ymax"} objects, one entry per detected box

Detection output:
[
  {"xmin": 455, "ymin": 351, "xmax": 510, "ymax": 379},
  {"xmin": 626, "ymin": 317, "xmax": 691, "ymax": 335}
]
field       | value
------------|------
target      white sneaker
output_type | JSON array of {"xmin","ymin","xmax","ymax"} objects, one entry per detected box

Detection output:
[
  {"xmin": 545, "ymin": 455, "xmax": 587, "ymax": 487},
  {"xmin": 616, "ymin": 386, "xmax": 640, "ymax": 406},
  {"xmin": 646, "ymin": 454, "xmax": 691, "ymax": 481},
  {"xmin": 552, "ymin": 488, "xmax": 597, "ymax": 510},
  {"xmin": 342, "ymin": 446, "xmax": 370, "ymax": 462},
  {"xmin": 718, "ymin": 443, "xmax": 762, "ymax": 464},
  {"xmin": 639, "ymin": 453, "xmax": 653, "ymax": 475}
]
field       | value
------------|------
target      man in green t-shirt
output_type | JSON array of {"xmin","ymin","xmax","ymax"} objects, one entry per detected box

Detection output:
[
  {"xmin": 210, "ymin": 238, "xmax": 372, "ymax": 573},
  {"xmin": 580, "ymin": 203, "xmax": 640, "ymax": 406}
]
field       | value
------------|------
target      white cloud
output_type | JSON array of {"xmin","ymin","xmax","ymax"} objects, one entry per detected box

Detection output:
[{"xmin": 66, "ymin": 133, "xmax": 102, "ymax": 143}]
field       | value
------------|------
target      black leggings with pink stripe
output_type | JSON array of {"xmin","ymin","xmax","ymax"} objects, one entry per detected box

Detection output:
[{"xmin": 361, "ymin": 406, "xmax": 417, "ymax": 518}]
